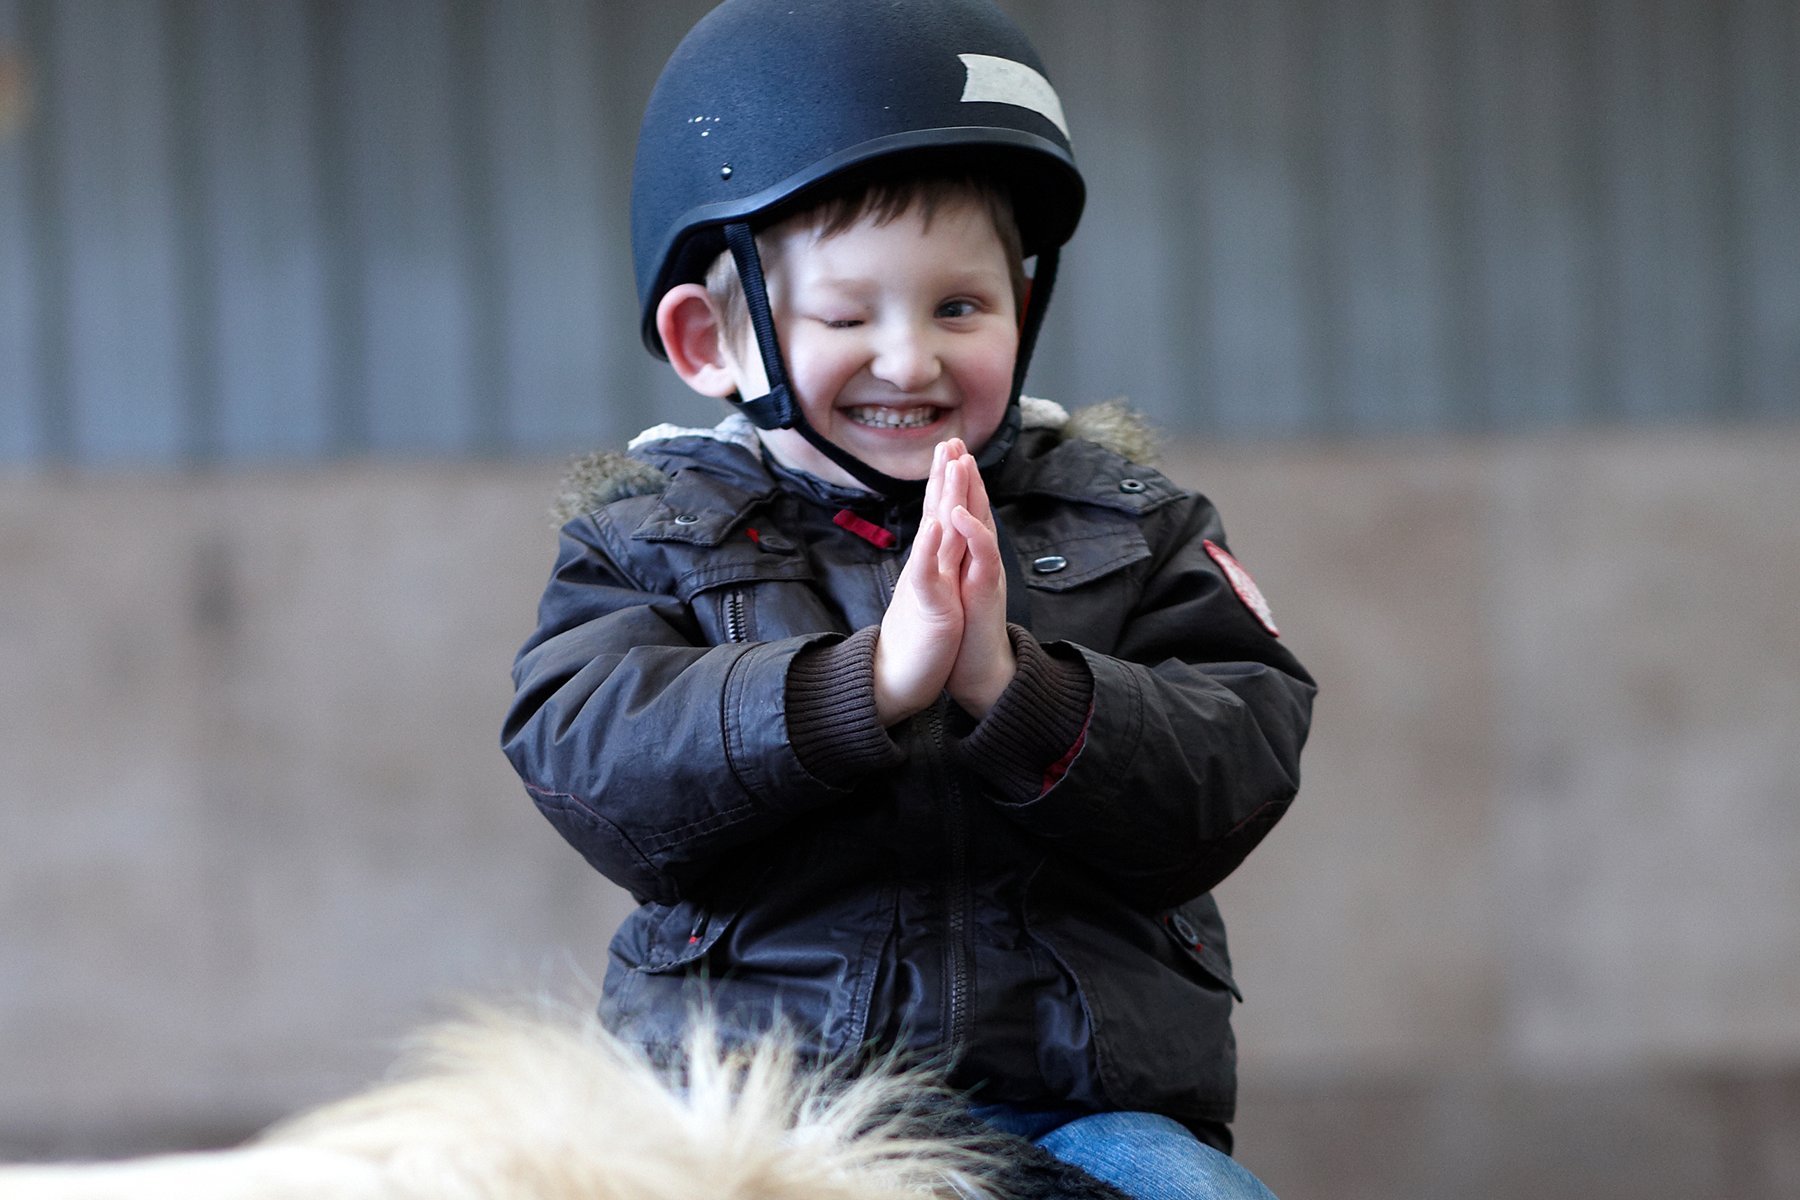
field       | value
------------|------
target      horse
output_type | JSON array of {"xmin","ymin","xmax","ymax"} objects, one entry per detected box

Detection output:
[{"xmin": 0, "ymin": 1004, "xmax": 994, "ymax": 1200}]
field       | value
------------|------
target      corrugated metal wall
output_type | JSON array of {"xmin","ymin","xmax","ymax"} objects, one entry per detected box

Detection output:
[{"xmin": 0, "ymin": 0, "xmax": 1795, "ymax": 467}]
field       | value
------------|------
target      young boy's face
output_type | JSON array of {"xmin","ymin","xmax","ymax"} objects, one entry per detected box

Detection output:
[{"xmin": 725, "ymin": 196, "xmax": 1020, "ymax": 487}]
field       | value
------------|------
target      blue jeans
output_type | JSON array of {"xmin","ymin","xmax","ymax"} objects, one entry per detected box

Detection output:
[{"xmin": 971, "ymin": 1105, "xmax": 1278, "ymax": 1200}]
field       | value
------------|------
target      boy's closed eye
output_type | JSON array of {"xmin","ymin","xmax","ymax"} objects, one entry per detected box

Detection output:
[
  {"xmin": 804, "ymin": 305, "xmax": 867, "ymax": 328},
  {"xmin": 813, "ymin": 301, "xmax": 983, "ymax": 326}
]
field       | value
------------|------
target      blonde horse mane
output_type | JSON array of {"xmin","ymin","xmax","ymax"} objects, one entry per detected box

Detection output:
[{"xmin": 0, "ymin": 1004, "xmax": 999, "ymax": 1200}]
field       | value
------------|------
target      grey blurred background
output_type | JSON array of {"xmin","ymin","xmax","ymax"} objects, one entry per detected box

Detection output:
[{"xmin": 1, "ymin": 2, "xmax": 1796, "ymax": 1197}]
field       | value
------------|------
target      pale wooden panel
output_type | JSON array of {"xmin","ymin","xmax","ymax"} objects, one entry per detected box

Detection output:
[
  {"xmin": 1371, "ymin": 0, "xmax": 1461, "ymax": 433},
  {"xmin": 1184, "ymin": 0, "xmax": 1322, "ymax": 439},
  {"xmin": 1652, "ymin": 0, "xmax": 1739, "ymax": 420},
  {"xmin": 164, "ymin": 0, "xmax": 218, "ymax": 462},
  {"xmin": 51, "ymin": 0, "xmax": 188, "ymax": 462},
  {"xmin": 586, "ymin": 0, "xmax": 725, "ymax": 444},
  {"xmin": 1, "ymin": 0, "xmax": 1796, "ymax": 465},
  {"xmin": 1017, "ymin": 0, "xmax": 1210, "ymax": 435},
  {"xmin": 298, "ymin": 0, "xmax": 362, "ymax": 456},
  {"xmin": 338, "ymin": 0, "xmax": 481, "ymax": 455},
  {"xmin": 483, "ymin": 0, "xmax": 613, "ymax": 453},
  {"xmin": 1592, "ymin": 0, "xmax": 1742, "ymax": 424},
  {"xmin": 1593, "ymin": 0, "xmax": 1666, "ymax": 422},
  {"xmin": 0, "ymin": 0, "xmax": 39, "ymax": 461},
  {"xmin": 1474, "ymin": 0, "xmax": 1600, "ymax": 430},
  {"xmin": 1313, "ymin": 0, "xmax": 1395, "ymax": 436},
  {"xmin": 1726, "ymin": 0, "xmax": 1800, "ymax": 421},
  {"xmin": 193, "ymin": 0, "xmax": 335, "ymax": 461}
]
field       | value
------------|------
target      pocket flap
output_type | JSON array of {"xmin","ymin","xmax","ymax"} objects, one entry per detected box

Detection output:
[
  {"xmin": 641, "ymin": 898, "xmax": 736, "ymax": 973},
  {"xmin": 673, "ymin": 551, "xmax": 815, "ymax": 603},
  {"xmin": 1161, "ymin": 907, "xmax": 1243, "ymax": 1002},
  {"xmin": 1015, "ymin": 526, "xmax": 1151, "ymax": 592}
]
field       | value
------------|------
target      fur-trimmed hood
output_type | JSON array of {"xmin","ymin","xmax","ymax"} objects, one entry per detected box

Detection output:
[{"xmin": 551, "ymin": 397, "xmax": 1157, "ymax": 526}]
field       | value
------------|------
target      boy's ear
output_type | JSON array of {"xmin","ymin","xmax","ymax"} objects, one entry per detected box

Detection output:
[{"xmin": 657, "ymin": 284, "xmax": 739, "ymax": 399}]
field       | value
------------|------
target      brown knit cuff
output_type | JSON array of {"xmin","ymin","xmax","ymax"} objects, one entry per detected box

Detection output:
[
  {"xmin": 785, "ymin": 626, "xmax": 902, "ymax": 786},
  {"xmin": 959, "ymin": 626, "xmax": 1094, "ymax": 805}
]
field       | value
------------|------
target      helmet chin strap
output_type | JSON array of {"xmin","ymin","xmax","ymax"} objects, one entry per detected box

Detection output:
[
  {"xmin": 722, "ymin": 221, "xmax": 1060, "ymax": 500},
  {"xmin": 984, "ymin": 238, "xmax": 1061, "ymax": 471}
]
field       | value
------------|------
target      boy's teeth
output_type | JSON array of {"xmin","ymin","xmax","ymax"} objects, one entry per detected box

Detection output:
[{"xmin": 846, "ymin": 406, "xmax": 938, "ymax": 430}]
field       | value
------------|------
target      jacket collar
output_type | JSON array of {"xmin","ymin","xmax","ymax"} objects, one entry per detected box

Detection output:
[
  {"xmin": 620, "ymin": 402, "xmax": 1179, "ymax": 544},
  {"xmin": 628, "ymin": 420, "xmax": 777, "ymax": 547},
  {"xmin": 994, "ymin": 429, "xmax": 1181, "ymax": 516}
]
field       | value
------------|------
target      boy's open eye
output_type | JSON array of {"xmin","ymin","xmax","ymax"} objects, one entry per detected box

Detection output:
[{"xmin": 936, "ymin": 298, "xmax": 980, "ymax": 320}]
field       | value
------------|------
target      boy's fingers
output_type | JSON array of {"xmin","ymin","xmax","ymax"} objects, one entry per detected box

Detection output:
[
  {"xmin": 921, "ymin": 522, "xmax": 959, "ymax": 607},
  {"xmin": 911, "ymin": 516, "xmax": 959, "ymax": 595},
  {"xmin": 944, "ymin": 501, "xmax": 1015, "ymax": 719},
  {"xmin": 944, "ymin": 444, "xmax": 989, "ymax": 528},
  {"xmin": 937, "ymin": 506, "xmax": 968, "ymax": 576},
  {"xmin": 922, "ymin": 440, "xmax": 948, "ymax": 517},
  {"xmin": 952, "ymin": 504, "xmax": 1001, "ymax": 588},
  {"xmin": 954, "ymin": 501, "xmax": 995, "ymax": 550},
  {"xmin": 942, "ymin": 455, "xmax": 969, "ymax": 523},
  {"xmin": 963, "ymin": 457, "xmax": 995, "ymax": 529},
  {"xmin": 877, "ymin": 518, "xmax": 963, "ymax": 725},
  {"xmin": 903, "ymin": 520, "xmax": 952, "ymax": 616},
  {"xmin": 913, "ymin": 515, "xmax": 944, "ymax": 575}
]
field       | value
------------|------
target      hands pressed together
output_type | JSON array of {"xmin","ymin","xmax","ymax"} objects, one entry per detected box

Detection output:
[{"xmin": 872, "ymin": 439, "xmax": 1018, "ymax": 726}]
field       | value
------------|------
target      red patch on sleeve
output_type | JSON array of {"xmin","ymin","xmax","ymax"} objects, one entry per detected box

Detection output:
[{"xmin": 1203, "ymin": 540, "xmax": 1280, "ymax": 637}]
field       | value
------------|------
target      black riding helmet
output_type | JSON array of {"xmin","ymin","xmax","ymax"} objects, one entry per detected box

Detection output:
[{"xmin": 630, "ymin": 0, "xmax": 1085, "ymax": 496}]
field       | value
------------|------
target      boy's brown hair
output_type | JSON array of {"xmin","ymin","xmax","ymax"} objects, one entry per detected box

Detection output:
[{"xmin": 705, "ymin": 171, "xmax": 1027, "ymax": 346}]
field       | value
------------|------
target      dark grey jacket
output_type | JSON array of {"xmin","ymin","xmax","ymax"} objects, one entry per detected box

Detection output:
[{"xmin": 502, "ymin": 406, "xmax": 1315, "ymax": 1142}]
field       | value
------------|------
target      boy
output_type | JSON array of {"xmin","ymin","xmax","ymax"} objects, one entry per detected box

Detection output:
[{"xmin": 503, "ymin": 2, "xmax": 1315, "ymax": 1197}]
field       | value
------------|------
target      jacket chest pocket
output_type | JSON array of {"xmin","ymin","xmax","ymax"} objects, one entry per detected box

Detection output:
[
  {"xmin": 1014, "ymin": 522, "xmax": 1151, "ymax": 648},
  {"xmin": 674, "ymin": 553, "xmax": 836, "ymax": 646}
]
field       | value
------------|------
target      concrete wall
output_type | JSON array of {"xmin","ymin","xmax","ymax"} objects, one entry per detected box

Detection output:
[
  {"xmin": 1204, "ymin": 430, "xmax": 1800, "ymax": 1198},
  {"xmin": 0, "ymin": 462, "xmax": 633, "ymax": 1151},
  {"xmin": 2, "ymin": 428, "xmax": 1797, "ymax": 1196}
]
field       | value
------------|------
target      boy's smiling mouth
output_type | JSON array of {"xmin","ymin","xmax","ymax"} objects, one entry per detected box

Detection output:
[{"xmin": 842, "ymin": 405, "xmax": 943, "ymax": 430}]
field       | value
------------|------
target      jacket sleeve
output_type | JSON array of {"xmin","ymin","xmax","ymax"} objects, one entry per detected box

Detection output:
[
  {"xmin": 500, "ymin": 510, "xmax": 890, "ymax": 904},
  {"xmin": 964, "ymin": 492, "xmax": 1316, "ymax": 910}
]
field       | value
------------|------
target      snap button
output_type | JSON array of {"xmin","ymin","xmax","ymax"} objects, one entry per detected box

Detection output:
[
  {"xmin": 1119, "ymin": 478, "xmax": 1147, "ymax": 494},
  {"xmin": 1032, "ymin": 554, "xmax": 1069, "ymax": 574},
  {"xmin": 673, "ymin": 513, "xmax": 700, "ymax": 526},
  {"xmin": 755, "ymin": 532, "xmax": 794, "ymax": 553},
  {"xmin": 1170, "ymin": 913, "xmax": 1200, "ymax": 944}
]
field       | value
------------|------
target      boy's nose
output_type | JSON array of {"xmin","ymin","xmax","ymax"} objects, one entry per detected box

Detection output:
[{"xmin": 870, "ymin": 323, "xmax": 943, "ymax": 392}]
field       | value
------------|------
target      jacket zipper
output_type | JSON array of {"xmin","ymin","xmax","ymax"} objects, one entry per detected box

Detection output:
[
  {"xmin": 723, "ymin": 589, "xmax": 748, "ymax": 643},
  {"xmin": 925, "ymin": 703, "xmax": 973, "ymax": 1066},
  {"xmin": 876, "ymin": 536, "xmax": 968, "ymax": 1059}
]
